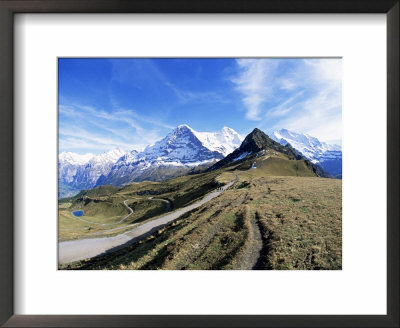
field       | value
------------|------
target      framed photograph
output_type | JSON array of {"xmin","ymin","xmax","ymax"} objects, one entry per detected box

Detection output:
[
  {"xmin": 1, "ymin": 0, "xmax": 398, "ymax": 327},
  {"xmin": 57, "ymin": 57, "xmax": 343, "ymax": 270}
]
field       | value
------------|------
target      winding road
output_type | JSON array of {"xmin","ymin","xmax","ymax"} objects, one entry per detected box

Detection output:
[
  {"xmin": 59, "ymin": 179, "xmax": 236, "ymax": 264},
  {"xmin": 71, "ymin": 197, "xmax": 171, "ymax": 226},
  {"xmin": 113, "ymin": 197, "xmax": 171, "ymax": 225}
]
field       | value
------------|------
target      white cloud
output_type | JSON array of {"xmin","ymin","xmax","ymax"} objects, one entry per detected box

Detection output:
[
  {"xmin": 264, "ymin": 91, "xmax": 305, "ymax": 118},
  {"xmin": 280, "ymin": 78, "xmax": 298, "ymax": 91},
  {"xmin": 232, "ymin": 58, "xmax": 342, "ymax": 143},
  {"xmin": 60, "ymin": 137, "xmax": 126, "ymax": 152},
  {"xmin": 304, "ymin": 58, "xmax": 342, "ymax": 87},
  {"xmin": 110, "ymin": 59, "xmax": 227, "ymax": 106},
  {"xmin": 115, "ymin": 109, "xmax": 174, "ymax": 130},
  {"xmin": 59, "ymin": 127, "xmax": 135, "ymax": 151},
  {"xmin": 58, "ymin": 104, "xmax": 171, "ymax": 153},
  {"xmin": 232, "ymin": 59, "xmax": 278, "ymax": 120}
]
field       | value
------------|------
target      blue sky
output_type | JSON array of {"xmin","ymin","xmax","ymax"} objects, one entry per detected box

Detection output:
[{"xmin": 59, "ymin": 58, "xmax": 342, "ymax": 154}]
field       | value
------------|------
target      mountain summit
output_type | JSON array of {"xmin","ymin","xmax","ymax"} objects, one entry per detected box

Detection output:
[
  {"xmin": 239, "ymin": 128, "xmax": 300, "ymax": 157},
  {"xmin": 143, "ymin": 124, "xmax": 224, "ymax": 164},
  {"xmin": 209, "ymin": 128, "xmax": 330, "ymax": 178},
  {"xmin": 210, "ymin": 128, "xmax": 301, "ymax": 170},
  {"xmin": 97, "ymin": 125, "xmax": 243, "ymax": 186},
  {"xmin": 59, "ymin": 125, "xmax": 243, "ymax": 196}
]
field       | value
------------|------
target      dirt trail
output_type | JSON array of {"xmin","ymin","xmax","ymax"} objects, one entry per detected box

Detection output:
[
  {"xmin": 236, "ymin": 212, "xmax": 263, "ymax": 270},
  {"xmin": 59, "ymin": 180, "xmax": 236, "ymax": 264}
]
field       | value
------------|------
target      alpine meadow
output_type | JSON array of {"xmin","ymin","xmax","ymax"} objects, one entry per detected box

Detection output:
[{"xmin": 58, "ymin": 58, "xmax": 342, "ymax": 270}]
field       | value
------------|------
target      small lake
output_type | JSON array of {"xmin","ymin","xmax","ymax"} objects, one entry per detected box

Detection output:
[{"xmin": 72, "ymin": 210, "xmax": 84, "ymax": 217}]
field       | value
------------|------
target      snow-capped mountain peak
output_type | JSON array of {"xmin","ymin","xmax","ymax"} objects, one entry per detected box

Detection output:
[
  {"xmin": 139, "ymin": 124, "xmax": 243, "ymax": 162},
  {"xmin": 88, "ymin": 148, "xmax": 126, "ymax": 165},
  {"xmin": 58, "ymin": 148, "xmax": 128, "ymax": 193},
  {"xmin": 139, "ymin": 124, "xmax": 222, "ymax": 165},
  {"xmin": 271, "ymin": 128, "xmax": 342, "ymax": 177},
  {"xmin": 272, "ymin": 129, "xmax": 341, "ymax": 158},
  {"xmin": 59, "ymin": 124, "xmax": 243, "ymax": 196},
  {"xmin": 115, "ymin": 150, "xmax": 139, "ymax": 164},
  {"xmin": 177, "ymin": 124, "xmax": 191, "ymax": 130},
  {"xmin": 95, "ymin": 125, "xmax": 243, "ymax": 187},
  {"xmin": 191, "ymin": 126, "xmax": 243, "ymax": 157},
  {"xmin": 59, "ymin": 152, "xmax": 94, "ymax": 165}
]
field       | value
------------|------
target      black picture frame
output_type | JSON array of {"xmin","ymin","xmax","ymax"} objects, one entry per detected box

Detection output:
[{"xmin": 0, "ymin": 1, "xmax": 398, "ymax": 327}]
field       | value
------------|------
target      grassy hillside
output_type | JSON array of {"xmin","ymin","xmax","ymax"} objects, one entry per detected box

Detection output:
[
  {"xmin": 242, "ymin": 157, "xmax": 316, "ymax": 177},
  {"xmin": 61, "ymin": 158, "xmax": 342, "ymax": 270},
  {"xmin": 61, "ymin": 185, "xmax": 121, "ymax": 202},
  {"xmin": 58, "ymin": 172, "xmax": 221, "ymax": 241}
]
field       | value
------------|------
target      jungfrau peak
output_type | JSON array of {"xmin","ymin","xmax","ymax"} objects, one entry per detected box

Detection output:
[
  {"xmin": 271, "ymin": 129, "xmax": 342, "ymax": 177},
  {"xmin": 191, "ymin": 126, "xmax": 243, "ymax": 157}
]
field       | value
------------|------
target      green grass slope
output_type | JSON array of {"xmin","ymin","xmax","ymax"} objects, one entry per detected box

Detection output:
[
  {"xmin": 61, "ymin": 169, "xmax": 342, "ymax": 270},
  {"xmin": 249, "ymin": 157, "xmax": 316, "ymax": 177},
  {"xmin": 58, "ymin": 172, "xmax": 221, "ymax": 241}
]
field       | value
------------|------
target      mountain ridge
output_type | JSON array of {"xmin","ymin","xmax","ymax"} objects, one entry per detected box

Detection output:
[
  {"xmin": 58, "ymin": 125, "xmax": 337, "ymax": 198},
  {"xmin": 210, "ymin": 128, "xmax": 301, "ymax": 170},
  {"xmin": 58, "ymin": 148, "xmax": 126, "ymax": 191},
  {"xmin": 209, "ymin": 128, "xmax": 330, "ymax": 178}
]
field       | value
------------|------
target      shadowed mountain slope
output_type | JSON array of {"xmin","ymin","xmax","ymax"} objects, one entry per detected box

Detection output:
[{"xmin": 210, "ymin": 128, "xmax": 331, "ymax": 178}]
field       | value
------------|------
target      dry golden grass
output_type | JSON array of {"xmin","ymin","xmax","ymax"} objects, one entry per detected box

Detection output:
[
  {"xmin": 63, "ymin": 172, "xmax": 341, "ymax": 270},
  {"xmin": 244, "ymin": 176, "xmax": 342, "ymax": 269}
]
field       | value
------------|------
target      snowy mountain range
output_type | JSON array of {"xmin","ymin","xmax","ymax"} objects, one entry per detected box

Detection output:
[
  {"xmin": 271, "ymin": 129, "xmax": 342, "ymax": 177},
  {"xmin": 59, "ymin": 148, "xmax": 126, "ymax": 191},
  {"xmin": 59, "ymin": 125, "xmax": 342, "ymax": 198},
  {"xmin": 59, "ymin": 125, "xmax": 243, "ymax": 197}
]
